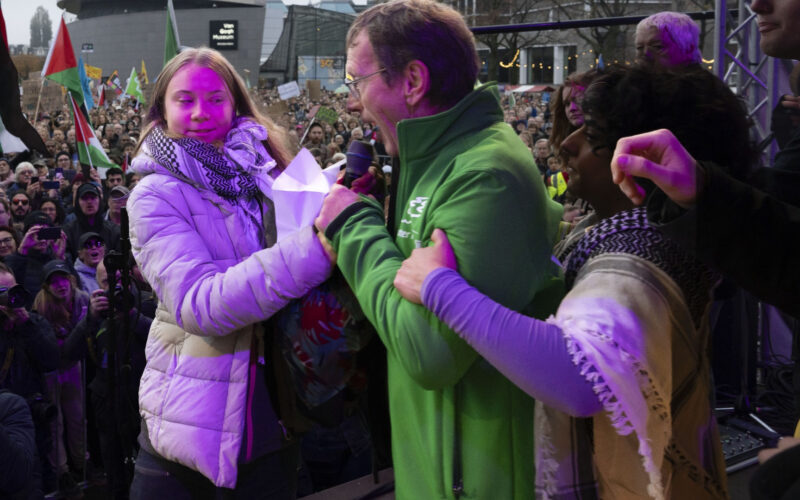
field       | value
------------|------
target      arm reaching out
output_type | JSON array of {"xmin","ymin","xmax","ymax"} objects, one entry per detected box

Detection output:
[
  {"xmin": 396, "ymin": 229, "xmax": 601, "ymax": 416},
  {"xmin": 611, "ymin": 129, "xmax": 703, "ymax": 208}
]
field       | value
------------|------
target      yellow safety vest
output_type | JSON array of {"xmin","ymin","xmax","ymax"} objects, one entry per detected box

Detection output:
[{"xmin": 547, "ymin": 171, "xmax": 568, "ymax": 199}]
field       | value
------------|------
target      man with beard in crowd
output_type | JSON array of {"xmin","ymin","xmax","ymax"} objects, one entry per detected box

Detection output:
[
  {"xmin": 63, "ymin": 184, "xmax": 120, "ymax": 259},
  {"xmin": 9, "ymin": 192, "xmax": 32, "ymax": 236},
  {"xmin": 304, "ymin": 122, "xmax": 330, "ymax": 165}
]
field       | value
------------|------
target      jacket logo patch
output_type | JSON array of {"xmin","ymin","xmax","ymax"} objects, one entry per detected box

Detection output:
[{"xmin": 406, "ymin": 197, "xmax": 429, "ymax": 218}]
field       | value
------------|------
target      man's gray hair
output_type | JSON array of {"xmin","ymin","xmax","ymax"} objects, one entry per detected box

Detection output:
[{"xmin": 637, "ymin": 11, "xmax": 702, "ymax": 65}]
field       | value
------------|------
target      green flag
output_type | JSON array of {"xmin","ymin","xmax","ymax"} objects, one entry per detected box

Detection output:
[
  {"xmin": 125, "ymin": 67, "xmax": 146, "ymax": 104},
  {"xmin": 164, "ymin": 0, "xmax": 181, "ymax": 66}
]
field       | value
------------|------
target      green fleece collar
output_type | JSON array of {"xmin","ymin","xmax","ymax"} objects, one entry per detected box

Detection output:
[{"xmin": 396, "ymin": 82, "xmax": 504, "ymax": 164}]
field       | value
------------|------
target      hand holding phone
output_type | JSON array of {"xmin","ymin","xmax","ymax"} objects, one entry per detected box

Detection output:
[{"xmin": 37, "ymin": 227, "xmax": 61, "ymax": 240}]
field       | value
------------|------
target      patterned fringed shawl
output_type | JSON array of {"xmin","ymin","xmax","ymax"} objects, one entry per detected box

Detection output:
[{"xmin": 536, "ymin": 207, "xmax": 728, "ymax": 500}]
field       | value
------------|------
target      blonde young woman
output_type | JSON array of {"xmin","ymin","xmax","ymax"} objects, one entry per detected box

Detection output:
[{"xmin": 127, "ymin": 48, "xmax": 332, "ymax": 497}]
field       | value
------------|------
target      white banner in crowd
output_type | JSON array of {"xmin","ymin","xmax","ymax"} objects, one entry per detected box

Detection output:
[{"xmin": 278, "ymin": 81, "xmax": 301, "ymax": 100}]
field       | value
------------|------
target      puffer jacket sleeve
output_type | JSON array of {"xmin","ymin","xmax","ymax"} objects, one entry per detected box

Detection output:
[{"xmin": 127, "ymin": 176, "xmax": 332, "ymax": 337}]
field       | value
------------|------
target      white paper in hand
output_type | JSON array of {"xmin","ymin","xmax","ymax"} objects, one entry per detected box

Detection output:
[{"xmin": 272, "ymin": 148, "xmax": 342, "ymax": 241}]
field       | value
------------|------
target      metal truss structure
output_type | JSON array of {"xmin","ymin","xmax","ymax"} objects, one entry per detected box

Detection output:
[{"xmin": 715, "ymin": 0, "xmax": 791, "ymax": 163}]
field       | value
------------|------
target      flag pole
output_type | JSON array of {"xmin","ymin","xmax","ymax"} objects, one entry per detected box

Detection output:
[
  {"xmin": 300, "ymin": 117, "xmax": 316, "ymax": 145},
  {"xmin": 33, "ymin": 79, "xmax": 45, "ymax": 123}
]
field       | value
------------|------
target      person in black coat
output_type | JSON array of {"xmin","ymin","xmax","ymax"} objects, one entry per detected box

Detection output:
[
  {"xmin": 0, "ymin": 391, "xmax": 37, "ymax": 499},
  {"xmin": 0, "ymin": 263, "xmax": 59, "ymax": 497},
  {"xmin": 62, "ymin": 183, "xmax": 120, "ymax": 259}
]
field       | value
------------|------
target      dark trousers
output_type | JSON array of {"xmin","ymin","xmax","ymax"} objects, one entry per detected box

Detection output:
[{"xmin": 129, "ymin": 443, "xmax": 299, "ymax": 500}]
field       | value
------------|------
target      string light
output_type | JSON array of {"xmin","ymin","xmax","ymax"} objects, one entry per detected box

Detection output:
[
  {"xmin": 493, "ymin": 50, "xmax": 644, "ymax": 71},
  {"xmin": 499, "ymin": 49, "xmax": 520, "ymax": 68}
]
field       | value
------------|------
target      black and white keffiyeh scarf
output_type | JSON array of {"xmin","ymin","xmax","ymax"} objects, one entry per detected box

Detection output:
[
  {"xmin": 563, "ymin": 207, "xmax": 716, "ymax": 326},
  {"xmin": 133, "ymin": 117, "xmax": 279, "ymax": 233},
  {"xmin": 138, "ymin": 116, "xmax": 277, "ymax": 203}
]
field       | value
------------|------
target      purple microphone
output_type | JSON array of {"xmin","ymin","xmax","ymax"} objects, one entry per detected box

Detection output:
[{"xmin": 344, "ymin": 140, "xmax": 374, "ymax": 188}]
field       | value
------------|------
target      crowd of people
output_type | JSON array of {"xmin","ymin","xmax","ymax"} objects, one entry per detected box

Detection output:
[{"xmin": 1, "ymin": 1, "xmax": 800, "ymax": 499}]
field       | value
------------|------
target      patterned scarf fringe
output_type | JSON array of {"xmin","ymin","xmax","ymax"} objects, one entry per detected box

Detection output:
[
  {"xmin": 552, "ymin": 315, "xmax": 670, "ymax": 500},
  {"xmin": 534, "ymin": 403, "xmax": 560, "ymax": 499}
]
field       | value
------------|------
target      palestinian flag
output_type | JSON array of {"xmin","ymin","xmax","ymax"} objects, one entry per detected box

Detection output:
[
  {"xmin": 69, "ymin": 92, "xmax": 115, "ymax": 176},
  {"xmin": 97, "ymin": 84, "xmax": 106, "ymax": 108},
  {"xmin": 42, "ymin": 16, "xmax": 84, "ymax": 107}
]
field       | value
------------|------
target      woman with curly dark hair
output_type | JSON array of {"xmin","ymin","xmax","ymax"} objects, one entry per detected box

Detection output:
[{"xmin": 394, "ymin": 64, "xmax": 757, "ymax": 499}]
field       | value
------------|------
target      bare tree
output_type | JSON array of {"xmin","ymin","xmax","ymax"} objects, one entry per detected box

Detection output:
[
  {"xmin": 30, "ymin": 6, "xmax": 53, "ymax": 49},
  {"xmin": 547, "ymin": 0, "xmax": 641, "ymax": 62},
  {"xmin": 454, "ymin": 0, "xmax": 555, "ymax": 82}
]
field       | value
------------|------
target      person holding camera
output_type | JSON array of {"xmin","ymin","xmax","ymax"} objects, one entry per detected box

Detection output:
[
  {"xmin": 5, "ymin": 211, "xmax": 69, "ymax": 309},
  {"xmin": 63, "ymin": 259, "xmax": 154, "ymax": 499},
  {"xmin": 33, "ymin": 260, "xmax": 90, "ymax": 497},
  {"xmin": 0, "ymin": 262, "xmax": 60, "ymax": 497}
]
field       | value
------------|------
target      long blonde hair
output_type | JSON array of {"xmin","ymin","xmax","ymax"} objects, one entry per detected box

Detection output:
[{"xmin": 136, "ymin": 47, "xmax": 295, "ymax": 169}]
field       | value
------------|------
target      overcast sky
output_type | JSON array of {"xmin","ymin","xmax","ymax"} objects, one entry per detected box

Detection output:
[
  {"xmin": 2, "ymin": 0, "xmax": 366, "ymax": 47},
  {"xmin": 3, "ymin": 0, "xmax": 75, "ymax": 47}
]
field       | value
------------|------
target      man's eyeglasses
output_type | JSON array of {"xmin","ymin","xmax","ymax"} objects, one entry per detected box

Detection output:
[
  {"xmin": 0, "ymin": 237, "xmax": 14, "ymax": 246},
  {"xmin": 344, "ymin": 68, "xmax": 386, "ymax": 100},
  {"xmin": 12, "ymin": 199, "xmax": 29, "ymax": 206},
  {"xmin": 83, "ymin": 240, "xmax": 105, "ymax": 249}
]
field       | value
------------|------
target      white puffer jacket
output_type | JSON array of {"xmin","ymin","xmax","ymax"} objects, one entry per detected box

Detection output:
[{"xmin": 127, "ymin": 156, "xmax": 331, "ymax": 488}]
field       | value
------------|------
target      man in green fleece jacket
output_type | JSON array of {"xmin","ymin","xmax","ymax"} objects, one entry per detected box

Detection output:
[{"xmin": 315, "ymin": 0, "xmax": 563, "ymax": 497}]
